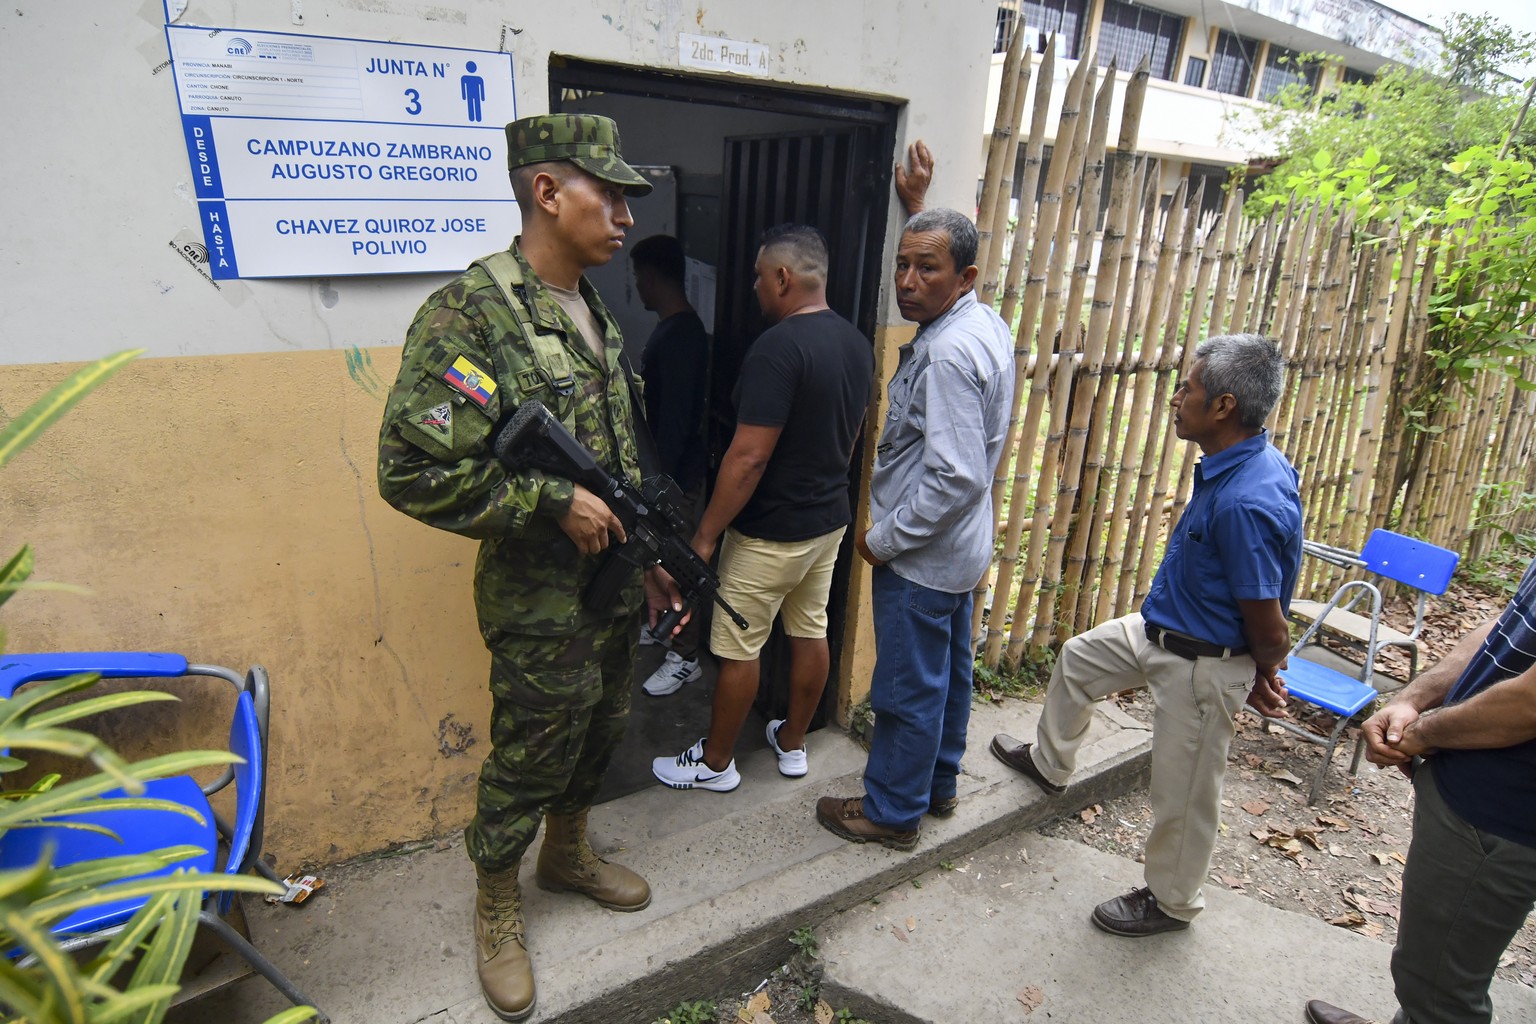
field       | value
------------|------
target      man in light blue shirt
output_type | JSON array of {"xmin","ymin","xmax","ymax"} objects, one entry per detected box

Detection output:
[{"xmin": 816, "ymin": 207, "xmax": 1014, "ymax": 851}]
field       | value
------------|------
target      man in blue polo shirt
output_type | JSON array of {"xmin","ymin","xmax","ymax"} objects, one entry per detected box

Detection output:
[
  {"xmin": 991, "ymin": 332, "xmax": 1301, "ymax": 935},
  {"xmin": 1305, "ymin": 557, "xmax": 1536, "ymax": 1024}
]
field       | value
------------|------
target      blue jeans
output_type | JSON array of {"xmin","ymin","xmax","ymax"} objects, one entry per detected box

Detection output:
[{"xmin": 862, "ymin": 565, "xmax": 974, "ymax": 831}]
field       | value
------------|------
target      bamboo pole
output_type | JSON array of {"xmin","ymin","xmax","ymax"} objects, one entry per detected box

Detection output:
[
  {"xmin": 1073, "ymin": 157, "xmax": 1152, "ymax": 632},
  {"xmin": 985, "ymin": 53, "xmax": 1093, "ymax": 668},
  {"xmin": 1123, "ymin": 181, "xmax": 1199, "ymax": 610},
  {"xmin": 999, "ymin": 45, "xmax": 1056, "ymax": 330},
  {"xmin": 1165, "ymin": 191, "xmax": 1225, "ymax": 536},
  {"xmin": 1111, "ymin": 181, "xmax": 1188, "ymax": 615},
  {"xmin": 1007, "ymin": 59, "xmax": 1102, "ymax": 659},
  {"xmin": 1095, "ymin": 170, "xmax": 1162, "ymax": 625},
  {"xmin": 975, "ymin": 26, "xmax": 1027, "ymax": 279},
  {"xmin": 1042, "ymin": 60, "xmax": 1145, "ymax": 645},
  {"xmin": 980, "ymin": 49, "xmax": 1036, "ymax": 308},
  {"xmin": 1131, "ymin": 187, "xmax": 1205, "ymax": 608}
]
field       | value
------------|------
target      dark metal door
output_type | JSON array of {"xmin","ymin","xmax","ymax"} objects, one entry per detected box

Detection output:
[{"xmin": 710, "ymin": 126, "xmax": 891, "ymax": 729}]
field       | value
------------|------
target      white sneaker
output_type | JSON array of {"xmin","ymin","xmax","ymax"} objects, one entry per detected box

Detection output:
[
  {"xmin": 642, "ymin": 651, "xmax": 701, "ymax": 697},
  {"xmin": 652, "ymin": 739, "xmax": 740, "ymax": 792},
  {"xmin": 638, "ymin": 623, "xmax": 670, "ymax": 647},
  {"xmin": 765, "ymin": 719, "xmax": 809, "ymax": 777}
]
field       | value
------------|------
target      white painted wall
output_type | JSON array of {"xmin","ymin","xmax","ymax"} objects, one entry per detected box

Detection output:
[{"xmin": 0, "ymin": 0, "xmax": 997, "ymax": 365}]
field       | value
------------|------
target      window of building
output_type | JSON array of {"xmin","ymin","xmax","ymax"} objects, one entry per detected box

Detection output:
[
  {"xmin": 1257, "ymin": 45, "xmax": 1319, "ymax": 101},
  {"xmin": 1001, "ymin": 0, "xmax": 1088, "ymax": 60},
  {"xmin": 1341, "ymin": 66, "xmax": 1375, "ymax": 87},
  {"xmin": 1183, "ymin": 56, "xmax": 1208, "ymax": 88},
  {"xmin": 1208, "ymin": 30, "xmax": 1259, "ymax": 97},
  {"xmin": 1095, "ymin": 0, "xmax": 1184, "ymax": 80},
  {"xmin": 995, "ymin": 6, "xmax": 1016, "ymax": 53}
]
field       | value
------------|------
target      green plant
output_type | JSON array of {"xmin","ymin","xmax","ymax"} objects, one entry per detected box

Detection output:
[
  {"xmin": 797, "ymin": 983, "xmax": 819, "ymax": 1012},
  {"xmin": 834, "ymin": 1009, "xmax": 872, "ymax": 1024},
  {"xmin": 788, "ymin": 924, "xmax": 820, "ymax": 959},
  {"xmin": 973, "ymin": 649, "xmax": 1052, "ymax": 703},
  {"xmin": 847, "ymin": 699, "xmax": 874, "ymax": 749},
  {"xmin": 0, "ymin": 352, "xmax": 310, "ymax": 1024},
  {"xmin": 651, "ymin": 999, "xmax": 716, "ymax": 1024}
]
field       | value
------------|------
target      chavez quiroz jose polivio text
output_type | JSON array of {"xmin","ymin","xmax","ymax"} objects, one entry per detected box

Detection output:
[{"xmin": 274, "ymin": 215, "xmax": 489, "ymax": 256}]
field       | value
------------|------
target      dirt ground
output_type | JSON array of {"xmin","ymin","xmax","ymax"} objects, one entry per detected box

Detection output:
[
  {"xmin": 1036, "ymin": 572, "xmax": 1536, "ymax": 994},
  {"xmin": 663, "ymin": 569, "xmax": 1535, "ymax": 1024}
]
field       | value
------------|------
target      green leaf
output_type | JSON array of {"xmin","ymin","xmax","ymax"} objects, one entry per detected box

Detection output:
[
  {"xmin": 0, "ymin": 674, "xmax": 103, "ymax": 729},
  {"xmin": 0, "ymin": 905, "xmax": 86, "ymax": 1022},
  {"xmin": 85, "ymin": 982, "xmax": 185, "ymax": 1024},
  {"xmin": 0, "ymin": 750, "xmax": 241, "ymax": 833},
  {"xmin": 0, "ymin": 962, "xmax": 51, "ymax": 1024},
  {"xmin": 27, "ymin": 871, "xmax": 282, "ymax": 922},
  {"xmin": 0, "ymin": 349, "xmax": 142, "ymax": 471},
  {"xmin": 260, "ymin": 1008, "xmax": 321, "ymax": 1024},
  {"xmin": 42, "ymin": 847, "xmax": 207, "ymax": 896},
  {"xmin": 27, "ymin": 690, "xmax": 180, "ymax": 730},
  {"xmin": 0, "ymin": 545, "xmax": 33, "ymax": 611}
]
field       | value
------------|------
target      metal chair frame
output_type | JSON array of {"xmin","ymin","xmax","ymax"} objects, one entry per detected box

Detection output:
[
  {"xmin": 0, "ymin": 653, "xmax": 326, "ymax": 1022},
  {"xmin": 1267, "ymin": 580, "xmax": 1385, "ymax": 804}
]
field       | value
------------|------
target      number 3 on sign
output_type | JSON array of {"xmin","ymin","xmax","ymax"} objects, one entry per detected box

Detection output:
[{"xmin": 404, "ymin": 88, "xmax": 422, "ymax": 115}]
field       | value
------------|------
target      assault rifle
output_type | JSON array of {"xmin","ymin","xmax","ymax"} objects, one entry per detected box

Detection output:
[{"xmin": 491, "ymin": 400, "xmax": 748, "ymax": 637}]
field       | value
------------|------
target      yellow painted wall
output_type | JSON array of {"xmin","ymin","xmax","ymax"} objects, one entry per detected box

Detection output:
[{"xmin": 1, "ymin": 349, "xmax": 493, "ymax": 865}]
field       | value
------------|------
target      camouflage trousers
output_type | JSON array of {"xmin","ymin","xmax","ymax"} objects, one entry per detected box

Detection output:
[{"xmin": 464, "ymin": 614, "xmax": 637, "ymax": 872}]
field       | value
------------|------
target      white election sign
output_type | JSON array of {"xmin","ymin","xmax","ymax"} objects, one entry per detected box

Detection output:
[{"xmin": 166, "ymin": 25, "xmax": 518, "ymax": 279}]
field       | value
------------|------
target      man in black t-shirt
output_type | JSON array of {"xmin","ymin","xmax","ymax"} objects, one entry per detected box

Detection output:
[
  {"xmin": 631, "ymin": 235, "xmax": 711, "ymax": 695},
  {"xmin": 652, "ymin": 224, "xmax": 873, "ymax": 792}
]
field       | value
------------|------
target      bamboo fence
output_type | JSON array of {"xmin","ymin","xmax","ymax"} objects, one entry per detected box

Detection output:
[{"xmin": 969, "ymin": 44, "xmax": 1536, "ymax": 671}]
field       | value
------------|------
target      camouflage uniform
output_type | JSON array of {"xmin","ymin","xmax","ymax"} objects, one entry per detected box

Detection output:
[{"xmin": 378, "ymin": 238, "xmax": 645, "ymax": 873}]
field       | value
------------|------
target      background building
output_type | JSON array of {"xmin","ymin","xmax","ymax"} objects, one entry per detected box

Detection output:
[{"xmin": 985, "ymin": 0, "xmax": 1442, "ymax": 212}]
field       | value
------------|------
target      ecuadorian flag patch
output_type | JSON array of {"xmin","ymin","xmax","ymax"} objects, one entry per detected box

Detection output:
[{"xmin": 443, "ymin": 355, "xmax": 497, "ymax": 407}]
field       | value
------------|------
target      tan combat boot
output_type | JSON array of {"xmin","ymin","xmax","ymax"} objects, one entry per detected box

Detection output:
[
  {"xmin": 473, "ymin": 865, "xmax": 535, "ymax": 1021},
  {"xmin": 534, "ymin": 810, "xmax": 652, "ymax": 911}
]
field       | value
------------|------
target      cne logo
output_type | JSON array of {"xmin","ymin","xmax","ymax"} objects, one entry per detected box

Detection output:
[
  {"xmin": 225, "ymin": 37, "xmax": 254, "ymax": 56},
  {"xmin": 182, "ymin": 242, "xmax": 209, "ymax": 264}
]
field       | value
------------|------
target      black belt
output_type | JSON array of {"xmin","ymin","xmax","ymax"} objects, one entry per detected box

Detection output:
[{"xmin": 1143, "ymin": 621, "xmax": 1247, "ymax": 660}]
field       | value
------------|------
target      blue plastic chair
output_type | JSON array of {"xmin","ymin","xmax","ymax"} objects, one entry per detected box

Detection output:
[
  {"xmin": 0, "ymin": 653, "xmax": 325, "ymax": 1021},
  {"xmin": 1271, "ymin": 581, "xmax": 1384, "ymax": 804},
  {"xmin": 1290, "ymin": 529, "xmax": 1460, "ymax": 681}
]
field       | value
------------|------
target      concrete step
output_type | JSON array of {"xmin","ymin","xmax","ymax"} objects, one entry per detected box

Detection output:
[
  {"xmin": 817, "ymin": 832, "xmax": 1536, "ymax": 1024},
  {"xmin": 168, "ymin": 699, "xmax": 1150, "ymax": 1024}
]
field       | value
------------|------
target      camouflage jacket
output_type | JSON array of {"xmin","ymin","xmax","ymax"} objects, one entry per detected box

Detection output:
[{"xmin": 377, "ymin": 240, "xmax": 643, "ymax": 638}]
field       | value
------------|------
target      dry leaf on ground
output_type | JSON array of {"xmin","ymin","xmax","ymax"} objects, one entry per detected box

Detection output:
[
  {"xmin": 815, "ymin": 1001, "xmax": 834, "ymax": 1024},
  {"xmin": 745, "ymin": 992, "xmax": 772, "ymax": 1014},
  {"xmin": 1271, "ymin": 769, "xmax": 1305, "ymax": 785},
  {"xmin": 1242, "ymin": 799, "xmax": 1271, "ymax": 816},
  {"xmin": 1017, "ymin": 986, "xmax": 1045, "ymax": 1014}
]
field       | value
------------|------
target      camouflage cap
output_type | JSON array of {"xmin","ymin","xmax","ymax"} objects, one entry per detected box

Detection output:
[{"xmin": 504, "ymin": 114, "xmax": 653, "ymax": 197}]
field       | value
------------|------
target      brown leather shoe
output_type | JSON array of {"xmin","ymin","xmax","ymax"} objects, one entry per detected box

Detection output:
[
  {"xmin": 474, "ymin": 866, "xmax": 535, "ymax": 1021},
  {"xmin": 926, "ymin": 796, "xmax": 959, "ymax": 818},
  {"xmin": 816, "ymin": 795, "xmax": 919, "ymax": 851},
  {"xmin": 535, "ymin": 811, "xmax": 652, "ymax": 912},
  {"xmin": 1305, "ymin": 1000, "xmax": 1381, "ymax": 1024},
  {"xmin": 1090, "ymin": 887, "xmax": 1190, "ymax": 937},
  {"xmin": 989, "ymin": 734, "xmax": 1066, "ymax": 795}
]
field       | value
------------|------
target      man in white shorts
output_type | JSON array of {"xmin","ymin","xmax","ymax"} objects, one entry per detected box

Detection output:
[{"xmin": 652, "ymin": 224, "xmax": 873, "ymax": 792}]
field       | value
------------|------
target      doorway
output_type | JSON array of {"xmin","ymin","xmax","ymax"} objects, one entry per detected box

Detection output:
[{"xmin": 547, "ymin": 58, "xmax": 899, "ymax": 800}]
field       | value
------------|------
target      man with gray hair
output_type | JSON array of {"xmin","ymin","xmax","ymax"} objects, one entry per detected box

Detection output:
[
  {"xmin": 816, "ymin": 206, "xmax": 1014, "ymax": 850},
  {"xmin": 992, "ymin": 333, "xmax": 1302, "ymax": 935}
]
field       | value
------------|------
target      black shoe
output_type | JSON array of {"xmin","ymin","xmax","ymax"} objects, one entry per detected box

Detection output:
[
  {"xmin": 988, "ymin": 734, "xmax": 1066, "ymax": 795},
  {"xmin": 926, "ymin": 796, "xmax": 959, "ymax": 818},
  {"xmin": 1090, "ymin": 887, "xmax": 1191, "ymax": 937},
  {"xmin": 1305, "ymin": 1000, "xmax": 1380, "ymax": 1024}
]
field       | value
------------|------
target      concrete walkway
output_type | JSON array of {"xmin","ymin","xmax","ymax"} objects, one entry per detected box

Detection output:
[
  {"xmin": 167, "ymin": 698, "xmax": 1149, "ymax": 1024},
  {"xmin": 819, "ymin": 833, "xmax": 1536, "ymax": 1023},
  {"xmin": 167, "ymin": 686, "xmax": 1535, "ymax": 1024}
]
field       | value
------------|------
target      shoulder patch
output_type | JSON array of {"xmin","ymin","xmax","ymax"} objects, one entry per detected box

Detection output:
[
  {"xmin": 444, "ymin": 355, "xmax": 497, "ymax": 407},
  {"xmin": 415, "ymin": 401, "xmax": 452, "ymax": 440}
]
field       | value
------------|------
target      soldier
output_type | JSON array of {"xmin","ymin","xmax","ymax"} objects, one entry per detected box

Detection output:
[{"xmin": 377, "ymin": 114, "xmax": 676, "ymax": 1022}]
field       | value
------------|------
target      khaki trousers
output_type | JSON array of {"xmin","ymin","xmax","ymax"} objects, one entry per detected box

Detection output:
[{"xmin": 1032, "ymin": 613, "xmax": 1254, "ymax": 920}]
